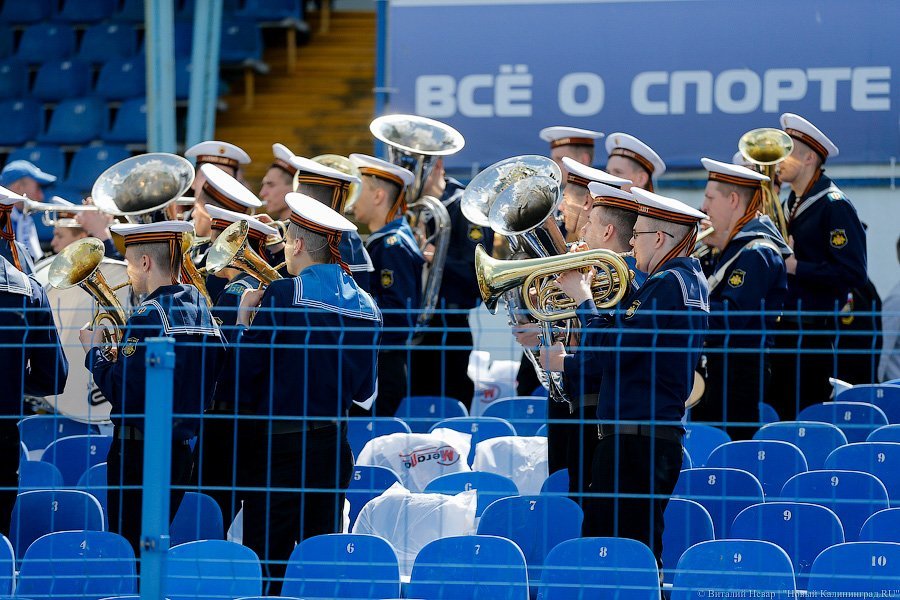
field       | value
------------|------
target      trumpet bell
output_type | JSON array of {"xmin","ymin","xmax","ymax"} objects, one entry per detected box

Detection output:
[
  {"xmin": 48, "ymin": 237, "xmax": 106, "ymax": 290},
  {"xmin": 461, "ymin": 155, "xmax": 561, "ymax": 228},
  {"xmin": 207, "ymin": 220, "xmax": 282, "ymax": 286},
  {"xmin": 739, "ymin": 128, "xmax": 794, "ymax": 166},
  {"xmin": 308, "ymin": 154, "xmax": 362, "ymax": 212},
  {"xmin": 91, "ymin": 153, "xmax": 195, "ymax": 220}
]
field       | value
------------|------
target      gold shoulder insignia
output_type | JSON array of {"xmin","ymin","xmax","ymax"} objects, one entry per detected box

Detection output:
[
  {"xmin": 380, "ymin": 269, "xmax": 394, "ymax": 288},
  {"xmin": 122, "ymin": 337, "xmax": 139, "ymax": 357},
  {"xmin": 625, "ymin": 299, "xmax": 641, "ymax": 319},
  {"xmin": 467, "ymin": 224, "xmax": 484, "ymax": 242},
  {"xmin": 830, "ymin": 229, "xmax": 848, "ymax": 249},
  {"xmin": 727, "ymin": 269, "xmax": 746, "ymax": 288},
  {"xmin": 828, "ymin": 191, "xmax": 843, "ymax": 201},
  {"xmin": 134, "ymin": 306, "xmax": 149, "ymax": 316},
  {"xmin": 386, "ymin": 235, "xmax": 399, "ymax": 246}
]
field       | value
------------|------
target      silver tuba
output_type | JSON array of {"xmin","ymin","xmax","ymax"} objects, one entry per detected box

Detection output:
[{"xmin": 370, "ymin": 114, "xmax": 465, "ymax": 326}]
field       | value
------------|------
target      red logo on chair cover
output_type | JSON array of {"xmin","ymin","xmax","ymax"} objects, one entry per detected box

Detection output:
[{"xmin": 400, "ymin": 445, "xmax": 459, "ymax": 468}]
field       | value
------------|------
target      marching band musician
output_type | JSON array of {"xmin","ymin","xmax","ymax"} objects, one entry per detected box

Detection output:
[
  {"xmin": 769, "ymin": 113, "xmax": 867, "ymax": 420},
  {"xmin": 692, "ymin": 158, "xmax": 790, "ymax": 440},
  {"xmin": 185, "ymin": 140, "xmax": 252, "ymax": 197},
  {"xmin": 260, "ymin": 143, "xmax": 296, "ymax": 222},
  {"xmin": 79, "ymin": 221, "xmax": 225, "ymax": 553},
  {"xmin": 349, "ymin": 153, "xmax": 422, "ymax": 417},
  {"xmin": 604, "ymin": 132, "xmax": 666, "ymax": 193},
  {"xmin": 0, "ymin": 188, "xmax": 38, "ymax": 274},
  {"xmin": 543, "ymin": 188, "xmax": 708, "ymax": 567},
  {"xmin": 1, "ymin": 161, "xmax": 56, "ymax": 263},
  {"xmin": 559, "ymin": 157, "xmax": 633, "ymax": 244},
  {"xmin": 234, "ymin": 193, "xmax": 381, "ymax": 592}
]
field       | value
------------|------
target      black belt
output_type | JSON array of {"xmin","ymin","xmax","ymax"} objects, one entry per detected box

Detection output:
[
  {"xmin": 597, "ymin": 424, "xmax": 683, "ymax": 443},
  {"xmin": 270, "ymin": 420, "xmax": 337, "ymax": 435}
]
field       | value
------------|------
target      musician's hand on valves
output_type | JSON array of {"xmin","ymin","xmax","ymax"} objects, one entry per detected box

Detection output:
[
  {"xmin": 78, "ymin": 325, "xmax": 102, "ymax": 353},
  {"xmin": 237, "ymin": 288, "xmax": 266, "ymax": 326},
  {"xmin": 556, "ymin": 268, "xmax": 593, "ymax": 306},
  {"xmin": 540, "ymin": 342, "xmax": 568, "ymax": 373},
  {"xmin": 512, "ymin": 322, "xmax": 541, "ymax": 349}
]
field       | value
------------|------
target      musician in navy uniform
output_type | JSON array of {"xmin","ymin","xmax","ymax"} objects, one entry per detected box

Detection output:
[
  {"xmin": 0, "ymin": 186, "xmax": 38, "ymax": 274},
  {"xmin": 350, "ymin": 154, "xmax": 422, "ymax": 417},
  {"xmin": 79, "ymin": 221, "xmax": 225, "ymax": 552},
  {"xmin": 769, "ymin": 113, "xmax": 867, "ymax": 420},
  {"xmin": 235, "ymin": 193, "xmax": 381, "ymax": 591},
  {"xmin": 0, "ymin": 254, "xmax": 67, "ymax": 534},
  {"xmin": 1, "ymin": 160, "xmax": 57, "ymax": 263},
  {"xmin": 409, "ymin": 158, "xmax": 494, "ymax": 409},
  {"xmin": 539, "ymin": 126, "xmax": 603, "ymax": 181},
  {"xmin": 260, "ymin": 143, "xmax": 297, "ymax": 222},
  {"xmin": 545, "ymin": 188, "xmax": 708, "ymax": 567},
  {"xmin": 185, "ymin": 140, "xmax": 251, "ymax": 197},
  {"xmin": 693, "ymin": 158, "xmax": 790, "ymax": 439}
]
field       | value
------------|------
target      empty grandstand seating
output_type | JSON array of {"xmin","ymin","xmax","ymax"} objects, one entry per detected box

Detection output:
[
  {"xmin": 345, "ymin": 465, "xmax": 402, "ymax": 530},
  {"xmin": 798, "ymin": 401, "xmax": 889, "ymax": 442},
  {"xmin": 425, "ymin": 471, "xmax": 519, "ymax": 517},
  {"xmin": 672, "ymin": 467, "xmax": 764, "ymax": 538},
  {"xmin": 825, "ymin": 442, "xmax": 900, "ymax": 505},
  {"xmin": 396, "ymin": 396, "xmax": 468, "ymax": 433},
  {"xmin": 430, "ymin": 416, "xmax": 518, "ymax": 464},
  {"xmin": 482, "ymin": 396, "xmax": 548, "ymax": 436},
  {"xmin": 9, "ymin": 490, "xmax": 106, "ymax": 558},
  {"xmin": 169, "ymin": 492, "xmax": 225, "ymax": 546},
  {"xmin": 473, "ymin": 435, "xmax": 549, "ymax": 495},
  {"xmin": 682, "ymin": 424, "xmax": 730, "ymax": 467},
  {"xmin": 706, "ymin": 440, "xmax": 808, "ymax": 497},
  {"xmin": 41, "ymin": 434, "xmax": 113, "ymax": 486},
  {"xmin": 165, "ymin": 540, "xmax": 262, "ymax": 600},
  {"xmin": 807, "ymin": 541, "xmax": 900, "ymax": 593},
  {"xmin": 859, "ymin": 508, "xmax": 900, "ymax": 542},
  {"xmin": 347, "ymin": 417, "xmax": 411, "ymax": 458},
  {"xmin": 661, "ymin": 498, "xmax": 715, "ymax": 584},
  {"xmin": 754, "ymin": 420, "xmax": 848, "ymax": 469}
]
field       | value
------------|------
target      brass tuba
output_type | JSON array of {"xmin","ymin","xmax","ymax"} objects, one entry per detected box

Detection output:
[
  {"xmin": 369, "ymin": 114, "xmax": 464, "ymax": 326},
  {"xmin": 48, "ymin": 238, "xmax": 129, "ymax": 360},
  {"xmin": 739, "ymin": 128, "xmax": 793, "ymax": 239},
  {"xmin": 180, "ymin": 231, "xmax": 213, "ymax": 307},
  {"xmin": 206, "ymin": 220, "xmax": 283, "ymax": 287}
]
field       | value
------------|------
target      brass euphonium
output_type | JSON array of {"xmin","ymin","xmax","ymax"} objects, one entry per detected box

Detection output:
[
  {"xmin": 180, "ymin": 231, "xmax": 213, "ymax": 307},
  {"xmin": 206, "ymin": 220, "xmax": 283, "ymax": 287},
  {"xmin": 739, "ymin": 128, "xmax": 793, "ymax": 239}
]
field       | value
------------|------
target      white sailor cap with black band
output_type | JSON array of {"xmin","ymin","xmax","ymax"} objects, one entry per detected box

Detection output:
[
  {"xmin": 780, "ymin": 112, "xmax": 839, "ymax": 162},
  {"xmin": 110, "ymin": 220, "xmax": 194, "ymax": 278},
  {"xmin": 185, "ymin": 140, "xmax": 251, "ymax": 171},
  {"xmin": 631, "ymin": 187, "xmax": 707, "ymax": 271},
  {"xmin": 605, "ymin": 132, "xmax": 667, "ymax": 181},
  {"xmin": 272, "ymin": 143, "xmax": 297, "ymax": 176},
  {"xmin": 199, "ymin": 163, "xmax": 262, "ymax": 214},
  {"xmin": 701, "ymin": 157, "xmax": 769, "ymax": 186},
  {"xmin": 587, "ymin": 181, "xmax": 639, "ymax": 212},
  {"xmin": 349, "ymin": 153, "xmax": 414, "ymax": 221},
  {"xmin": 291, "ymin": 155, "xmax": 360, "ymax": 186},
  {"xmin": 563, "ymin": 157, "xmax": 632, "ymax": 190},
  {"xmin": 539, "ymin": 126, "xmax": 604, "ymax": 149},
  {"xmin": 285, "ymin": 192, "xmax": 357, "ymax": 274}
]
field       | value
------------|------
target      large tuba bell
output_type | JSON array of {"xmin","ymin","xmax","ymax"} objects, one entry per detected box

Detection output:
[
  {"xmin": 206, "ymin": 220, "xmax": 283, "ymax": 286},
  {"xmin": 92, "ymin": 153, "xmax": 195, "ymax": 223},
  {"xmin": 48, "ymin": 238, "xmax": 129, "ymax": 360},
  {"xmin": 739, "ymin": 128, "xmax": 793, "ymax": 239},
  {"xmin": 369, "ymin": 114, "xmax": 465, "ymax": 326}
]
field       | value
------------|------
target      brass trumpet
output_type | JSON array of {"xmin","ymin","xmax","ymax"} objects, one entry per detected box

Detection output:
[{"xmin": 206, "ymin": 220, "xmax": 283, "ymax": 287}]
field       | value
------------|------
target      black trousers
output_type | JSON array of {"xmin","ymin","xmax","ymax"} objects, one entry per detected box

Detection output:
[
  {"xmin": 0, "ymin": 419, "xmax": 19, "ymax": 536},
  {"xmin": 516, "ymin": 351, "xmax": 542, "ymax": 397},
  {"xmin": 693, "ymin": 352, "xmax": 769, "ymax": 441},
  {"xmin": 769, "ymin": 319, "xmax": 835, "ymax": 422},
  {"xmin": 583, "ymin": 432, "xmax": 683, "ymax": 568},
  {"xmin": 409, "ymin": 312, "xmax": 475, "ymax": 411},
  {"xmin": 106, "ymin": 434, "xmax": 194, "ymax": 555},
  {"xmin": 547, "ymin": 401, "xmax": 597, "ymax": 503},
  {"xmin": 350, "ymin": 350, "xmax": 407, "ymax": 418},
  {"xmin": 192, "ymin": 411, "xmax": 255, "ymax": 526},
  {"xmin": 241, "ymin": 423, "xmax": 353, "ymax": 595}
]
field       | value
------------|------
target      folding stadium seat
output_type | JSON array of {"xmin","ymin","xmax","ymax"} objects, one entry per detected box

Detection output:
[
  {"xmin": 15, "ymin": 24, "xmax": 77, "ymax": 64},
  {"xmin": 408, "ymin": 535, "xmax": 529, "ymax": 600},
  {"xmin": 15, "ymin": 531, "xmax": 136, "ymax": 600},
  {"xmin": 347, "ymin": 416, "xmax": 411, "ymax": 457},
  {"xmin": 0, "ymin": 26, "xmax": 12, "ymax": 60},
  {"xmin": 780, "ymin": 470, "xmax": 889, "ymax": 542},
  {"xmin": 0, "ymin": 0, "xmax": 54, "ymax": 25},
  {"xmin": 0, "ymin": 99, "xmax": 42, "ymax": 146},
  {"xmin": 869, "ymin": 424, "xmax": 900, "ymax": 442},
  {"xmin": 18, "ymin": 461, "xmax": 64, "ymax": 491},
  {"xmin": 237, "ymin": 0, "xmax": 303, "ymax": 21},
  {"xmin": 38, "ymin": 97, "xmax": 106, "ymax": 145},
  {"xmin": 482, "ymin": 396, "xmax": 548, "ymax": 436},
  {"xmin": 662, "ymin": 498, "xmax": 715, "ymax": 585},
  {"xmin": 0, "ymin": 60, "xmax": 28, "ymax": 100},
  {"xmin": 798, "ymin": 401, "xmax": 888, "ymax": 442},
  {"xmin": 345, "ymin": 465, "xmax": 401, "ymax": 531},
  {"xmin": 219, "ymin": 19, "xmax": 266, "ymax": 66},
  {"xmin": 281, "ymin": 533, "xmax": 401, "ymax": 599},
  {"xmin": 0, "ymin": 534, "xmax": 11, "ymax": 596},
  {"xmin": 18, "ymin": 414, "xmax": 99, "ymax": 461},
  {"xmin": 535, "ymin": 423, "xmax": 548, "ymax": 436},
  {"xmin": 672, "ymin": 467, "xmax": 764, "ymax": 538},
  {"xmin": 825, "ymin": 442, "xmax": 900, "ymax": 505},
  {"xmin": 170, "ymin": 492, "xmax": 225, "ymax": 546},
  {"xmin": 473, "ymin": 435, "xmax": 548, "ymax": 495},
  {"xmin": 31, "ymin": 60, "xmax": 93, "ymax": 103},
  {"xmin": 65, "ymin": 145, "xmax": 131, "ymax": 193},
  {"xmin": 682, "ymin": 423, "xmax": 730, "ymax": 467},
  {"xmin": 706, "ymin": 440, "xmax": 808, "ymax": 497},
  {"xmin": 431, "ymin": 416, "xmax": 516, "ymax": 465},
  {"xmin": 540, "ymin": 469, "xmax": 569, "ymax": 495},
  {"xmin": 57, "ymin": 0, "xmax": 118, "ymax": 24},
  {"xmin": 538, "ymin": 537, "xmax": 660, "ymax": 600},
  {"xmin": 7, "ymin": 147, "xmax": 66, "ymax": 181},
  {"xmin": 731, "ymin": 502, "xmax": 844, "ymax": 589},
  {"xmin": 477, "ymin": 495, "xmax": 583, "ymax": 587},
  {"xmin": 78, "ymin": 23, "xmax": 139, "ymax": 64},
  {"xmin": 165, "ymin": 540, "xmax": 262, "ymax": 600},
  {"xmin": 103, "ymin": 98, "xmax": 148, "ymax": 145},
  {"xmin": 356, "ymin": 431, "xmax": 471, "ymax": 492},
  {"xmin": 9, "ymin": 490, "xmax": 105, "ymax": 559},
  {"xmin": 425, "ymin": 471, "xmax": 519, "ymax": 517},
  {"xmin": 838, "ymin": 384, "xmax": 900, "ymax": 423},
  {"xmin": 95, "ymin": 58, "xmax": 147, "ymax": 101},
  {"xmin": 76, "ymin": 462, "xmax": 108, "ymax": 516},
  {"xmin": 671, "ymin": 539, "xmax": 796, "ymax": 600},
  {"xmin": 807, "ymin": 541, "xmax": 900, "ymax": 594},
  {"xmin": 396, "ymin": 395, "xmax": 468, "ymax": 433},
  {"xmin": 113, "ymin": 0, "xmax": 146, "ymax": 23},
  {"xmin": 40, "ymin": 434, "xmax": 112, "ymax": 486},
  {"xmin": 759, "ymin": 402, "xmax": 780, "ymax": 424},
  {"xmin": 754, "ymin": 420, "xmax": 848, "ymax": 470},
  {"xmin": 860, "ymin": 508, "xmax": 900, "ymax": 542}
]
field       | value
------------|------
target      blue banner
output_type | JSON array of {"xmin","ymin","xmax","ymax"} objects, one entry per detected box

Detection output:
[{"xmin": 386, "ymin": 0, "xmax": 898, "ymax": 170}]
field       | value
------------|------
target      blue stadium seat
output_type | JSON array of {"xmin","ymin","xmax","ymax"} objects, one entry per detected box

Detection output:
[
  {"xmin": 346, "ymin": 465, "xmax": 400, "ymax": 530},
  {"xmin": 707, "ymin": 440, "xmax": 808, "ymax": 498},
  {"xmin": 96, "ymin": 58, "xmax": 146, "ymax": 101},
  {"xmin": 170, "ymin": 492, "xmax": 225, "ymax": 546},
  {"xmin": 540, "ymin": 469, "xmax": 569, "ymax": 496},
  {"xmin": 0, "ymin": 535, "xmax": 11, "ymax": 596},
  {"xmin": 425, "ymin": 471, "xmax": 519, "ymax": 517},
  {"xmin": 178, "ymin": 0, "xmax": 242, "ymax": 20},
  {"xmin": 0, "ymin": 60, "xmax": 28, "ymax": 100},
  {"xmin": 78, "ymin": 24, "xmax": 138, "ymax": 64},
  {"xmin": 16, "ymin": 531, "xmax": 136, "ymax": 600},
  {"xmin": 477, "ymin": 495, "xmax": 583, "ymax": 585},
  {"xmin": 838, "ymin": 384, "xmax": 900, "ymax": 423},
  {"xmin": 18, "ymin": 461, "xmax": 64, "ymax": 491},
  {"xmin": 671, "ymin": 539, "xmax": 796, "ymax": 600},
  {"xmin": 759, "ymin": 402, "xmax": 779, "ymax": 424},
  {"xmin": 755, "ymin": 420, "xmax": 848, "ymax": 470},
  {"xmin": 396, "ymin": 396, "xmax": 467, "ymax": 433},
  {"xmin": 32, "ymin": 60, "xmax": 93, "ymax": 102},
  {"xmin": 17, "ymin": 415, "xmax": 99, "ymax": 461},
  {"xmin": 798, "ymin": 401, "xmax": 889, "ymax": 442},
  {"xmin": 860, "ymin": 508, "xmax": 900, "ymax": 542},
  {"xmin": 112, "ymin": 0, "xmax": 146, "ymax": 23},
  {"xmin": 431, "ymin": 416, "xmax": 517, "ymax": 464},
  {"xmin": 780, "ymin": 470, "xmax": 889, "ymax": 542},
  {"xmin": 0, "ymin": 26, "xmax": 12, "ymax": 60},
  {"xmin": 535, "ymin": 423, "xmax": 548, "ymax": 436},
  {"xmin": 347, "ymin": 416, "xmax": 411, "ymax": 457},
  {"xmin": 281, "ymin": 533, "xmax": 400, "ymax": 599},
  {"xmin": 0, "ymin": 0, "xmax": 54, "ymax": 25},
  {"xmin": 0, "ymin": 99, "xmax": 42, "ymax": 146},
  {"xmin": 683, "ymin": 424, "xmax": 730, "ymax": 467},
  {"xmin": 661, "ymin": 498, "xmax": 715, "ymax": 585},
  {"xmin": 15, "ymin": 24, "xmax": 77, "ymax": 64},
  {"xmin": 538, "ymin": 537, "xmax": 660, "ymax": 600},
  {"xmin": 65, "ymin": 145, "xmax": 130, "ymax": 192},
  {"xmin": 408, "ymin": 534, "xmax": 529, "ymax": 600},
  {"xmin": 103, "ymin": 98, "xmax": 147, "ymax": 145},
  {"xmin": 672, "ymin": 467, "xmax": 764, "ymax": 538},
  {"xmin": 10, "ymin": 490, "xmax": 105, "ymax": 559},
  {"xmin": 731, "ymin": 502, "xmax": 845, "ymax": 589},
  {"xmin": 825, "ymin": 442, "xmax": 900, "ymax": 506},
  {"xmin": 7, "ymin": 146, "xmax": 66, "ymax": 181},
  {"xmin": 807, "ymin": 541, "xmax": 900, "ymax": 594},
  {"xmin": 44, "ymin": 184, "xmax": 83, "ymax": 204},
  {"xmin": 219, "ymin": 19, "xmax": 265, "ymax": 66},
  {"xmin": 57, "ymin": 0, "xmax": 118, "ymax": 23},
  {"xmin": 165, "ymin": 540, "xmax": 262, "ymax": 600},
  {"xmin": 76, "ymin": 462, "xmax": 108, "ymax": 516},
  {"xmin": 41, "ymin": 434, "xmax": 112, "ymax": 487},
  {"xmin": 682, "ymin": 447, "xmax": 693, "ymax": 469},
  {"xmin": 482, "ymin": 396, "xmax": 548, "ymax": 437},
  {"xmin": 869, "ymin": 424, "xmax": 900, "ymax": 442},
  {"xmin": 237, "ymin": 0, "xmax": 303, "ymax": 21},
  {"xmin": 39, "ymin": 97, "xmax": 106, "ymax": 145}
]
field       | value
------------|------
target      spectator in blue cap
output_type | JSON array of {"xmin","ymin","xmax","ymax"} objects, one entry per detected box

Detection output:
[{"xmin": 0, "ymin": 160, "xmax": 57, "ymax": 261}]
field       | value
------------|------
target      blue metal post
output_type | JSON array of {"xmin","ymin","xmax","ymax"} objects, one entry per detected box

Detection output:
[
  {"xmin": 139, "ymin": 338, "xmax": 176, "ymax": 600},
  {"xmin": 186, "ymin": 0, "xmax": 224, "ymax": 146},
  {"xmin": 374, "ymin": 0, "xmax": 389, "ymax": 158},
  {"xmin": 145, "ymin": 0, "xmax": 177, "ymax": 152}
]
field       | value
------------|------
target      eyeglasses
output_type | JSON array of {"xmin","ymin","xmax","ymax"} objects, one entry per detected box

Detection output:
[{"xmin": 632, "ymin": 230, "xmax": 675, "ymax": 239}]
